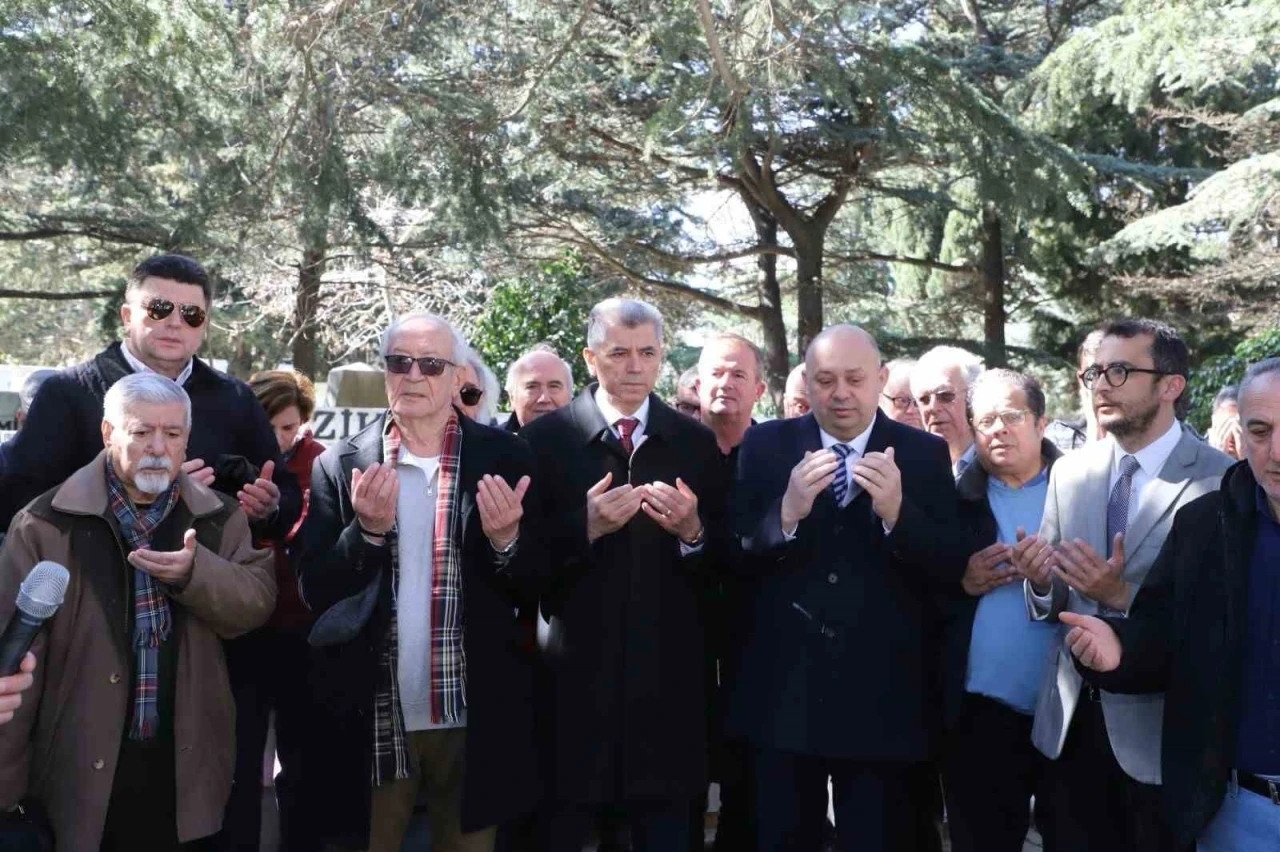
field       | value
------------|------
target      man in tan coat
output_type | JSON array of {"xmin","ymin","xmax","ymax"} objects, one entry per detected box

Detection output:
[{"xmin": 0, "ymin": 372, "xmax": 276, "ymax": 852}]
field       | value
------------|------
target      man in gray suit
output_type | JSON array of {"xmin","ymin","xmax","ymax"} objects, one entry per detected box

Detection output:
[{"xmin": 1012, "ymin": 319, "xmax": 1232, "ymax": 852}]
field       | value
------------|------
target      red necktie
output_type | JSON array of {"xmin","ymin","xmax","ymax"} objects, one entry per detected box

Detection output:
[{"xmin": 615, "ymin": 417, "xmax": 640, "ymax": 456}]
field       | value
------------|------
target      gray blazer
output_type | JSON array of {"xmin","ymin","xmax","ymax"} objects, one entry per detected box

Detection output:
[{"xmin": 1023, "ymin": 424, "xmax": 1231, "ymax": 783}]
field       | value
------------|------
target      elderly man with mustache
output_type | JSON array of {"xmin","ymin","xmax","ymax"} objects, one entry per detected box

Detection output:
[{"xmin": 0, "ymin": 372, "xmax": 276, "ymax": 852}]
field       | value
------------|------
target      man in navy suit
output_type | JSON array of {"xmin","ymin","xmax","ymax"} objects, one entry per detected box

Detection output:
[{"xmin": 729, "ymin": 324, "xmax": 964, "ymax": 852}]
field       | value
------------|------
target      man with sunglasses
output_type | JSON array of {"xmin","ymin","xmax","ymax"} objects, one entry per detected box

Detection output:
[
  {"xmin": 1013, "ymin": 318, "xmax": 1232, "ymax": 852},
  {"xmin": 911, "ymin": 346, "xmax": 983, "ymax": 480},
  {"xmin": 0, "ymin": 254, "xmax": 299, "ymax": 538}
]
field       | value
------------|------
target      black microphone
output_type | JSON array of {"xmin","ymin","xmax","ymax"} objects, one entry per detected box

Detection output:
[{"xmin": 0, "ymin": 561, "xmax": 70, "ymax": 676}]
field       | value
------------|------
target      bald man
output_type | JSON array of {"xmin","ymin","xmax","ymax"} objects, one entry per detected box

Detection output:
[
  {"xmin": 783, "ymin": 364, "xmax": 809, "ymax": 418},
  {"xmin": 502, "ymin": 347, "xmax": 574, "ymax": 432},
  {"xmin": 729, "ymin": 324, "xmax": 963, "ymax": 852}
]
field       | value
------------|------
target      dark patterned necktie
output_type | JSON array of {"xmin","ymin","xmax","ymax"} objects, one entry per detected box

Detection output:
[
  {"xmin": 830, "ymin": 443, "xmax": 857, "ymax": 506},
  {"xmin": 1106, "ymin": 454, "xmax": 1141, "ymax": 557},
  {"xmin": 616, "ymin": 417, "xmax": 640, "ymax": 456}
]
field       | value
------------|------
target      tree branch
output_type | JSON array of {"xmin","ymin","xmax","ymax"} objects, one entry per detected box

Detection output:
[
  {"xmin": 827, "ymin": 252, "xmax": 981, "ymax": 274},
  {"xmin": 0, "ymin": 288, "xmax": 120, "ymax": 300}
]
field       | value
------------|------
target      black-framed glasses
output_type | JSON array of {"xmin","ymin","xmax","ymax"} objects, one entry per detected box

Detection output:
[
  {"xmin": 1079, "ymin": 363, "xmax": 1172, "ymax": 390},
  {"xmin": 142, "ymin": 297, "xmax": 206, "ymax": 328},
  {"xmin": 916, "ymin": 389, "xmax": 957, "ymax": 407},
  {"xmin": 459, "ymin": 384, "xmax": 484, "ymax": 406},
  {"xmin": 974, "ymin": 408, "xmax": 1031, "ymax": 433},
  {"xmin": 882, "ymin": 393, "xmax": 918, "ymax": 411},
  {"xmin": 675, "ymin": 401, "xmax": 701, "ymax": 416},
  {"xmin": 384, "ymin": 355, "xmax": 454, "ymax": 376}
]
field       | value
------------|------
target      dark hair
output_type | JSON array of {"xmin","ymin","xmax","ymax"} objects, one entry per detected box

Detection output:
[
  {"xmin": 1212, "ymin": 384, "xmax": 1239, "ymax": 412},
  {"xmin": 249, "ymin": 369, "xmax": 316, "ymax": 423},
  {"xmin": 127, "ymin": 254, "xmax": 213, "ymax": 305},
  {"xmin": 967, "ymin": 368, "xmax": 1047, "ymax": 421},
  {"xmin": 1100, "ymin": 318, "xmax": 1191, "ymax": 419}
]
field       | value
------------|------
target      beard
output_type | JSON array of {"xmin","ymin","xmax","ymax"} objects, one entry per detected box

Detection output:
[
  {"xmin": 1099, "ymin": 392, "xmax": 1160, "ymax": 439},
  {"xmin": 132, "ymin": 456, "xmax": 174, "ymax": 495}
]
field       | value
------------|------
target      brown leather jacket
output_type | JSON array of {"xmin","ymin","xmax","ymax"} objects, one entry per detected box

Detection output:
[{"xmin": 0, "ymin": 452, "xmax": 276, "ymax": 851}]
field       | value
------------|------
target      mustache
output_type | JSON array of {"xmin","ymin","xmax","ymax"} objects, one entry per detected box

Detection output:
[{"xmin": 137, "ymin": 456, "xmax": 173, "ymax": 471}]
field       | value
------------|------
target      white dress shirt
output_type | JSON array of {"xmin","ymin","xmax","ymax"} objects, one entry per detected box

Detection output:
[
  {"xmin": 121, "ymin": 340, "xmax": 195, "ymax": 387},
  {"xmin": 783, "ymin": 413, "xmax": 881, "ymax": 538},
  {"xmin": 1108, "ymin": 418, "xmax": 1183, "ymax": 529}
]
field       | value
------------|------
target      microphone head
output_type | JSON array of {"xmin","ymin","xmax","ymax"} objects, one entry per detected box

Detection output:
[{"xmin": 16, "ymin": 561, "xmax": 70, "ymax": 621}]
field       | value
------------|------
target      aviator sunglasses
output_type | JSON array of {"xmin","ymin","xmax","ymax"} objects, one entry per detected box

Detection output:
[{"xmin": 141, "ymin": 297, "xmax": 207, "ymax": 328}]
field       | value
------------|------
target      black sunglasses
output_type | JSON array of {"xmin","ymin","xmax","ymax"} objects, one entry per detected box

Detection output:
[
  {"xmin": 384, "ymin": 355, "xmax": 455, "ymax": 376},
  {"xmin": 142, "ymin": 297, "xmax": 206, "ymax": 329},
  {"xmin": 459, "ymin": 384, "xmax": 484, "ymax": 406}
]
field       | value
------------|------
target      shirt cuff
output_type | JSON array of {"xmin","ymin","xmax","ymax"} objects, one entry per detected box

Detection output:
[
  {"xmin": 1027, "ymin": 581, "xmax": 1053, "ymax": 621},
  {"xmin": 781, "ymin": 524, "xmax": 798, "ymax": 541},
  {"xmin": 492, "ymin": 536, "xmax": 519, "ymax": 567},
  {"xmin": 679, "ymin": 540, "xmax": 705, "ymax": 557}
]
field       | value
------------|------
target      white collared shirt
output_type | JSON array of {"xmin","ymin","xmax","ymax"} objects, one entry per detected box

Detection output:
[
  {"xmin": 593, "ymin": 387, "xmax": 651, "ymax": 456},
  {"xmin": 819, "ymin": 414, "xmax": 877, "ymax": 509},
  {"xmin": 121, "ymin": 340, "xmax": 195, "ymax": 387},
  {"xmin": 1109, "ymin": 418, "xmax": 1183, "ymax": 527}
]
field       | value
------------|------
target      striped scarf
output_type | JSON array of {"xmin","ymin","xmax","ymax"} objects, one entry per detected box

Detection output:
[
  {"xmin": 105, "ymin": 458, "xmax": 180, "ymax": 741},
  {"xmin": 372, "ymin": 411, "xmax": 466, "ymax": 785}
]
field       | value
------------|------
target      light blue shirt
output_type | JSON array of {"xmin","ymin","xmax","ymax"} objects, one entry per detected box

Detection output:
[{"xmin": 965, "ymin": 466, "xmax": 1056, "ymax": 715}]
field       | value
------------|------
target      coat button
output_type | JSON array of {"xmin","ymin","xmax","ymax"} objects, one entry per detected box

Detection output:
[
  {"xmin": 108, "ymin": 673, "xmax": 120, "ymax": 684},
  {"xmin": 92, "ymin": 759, "xmax": 105, "ymax": 770},
  {"xmin": 827, "ymin": 573, "xmax": 839, "ymax": 584}
]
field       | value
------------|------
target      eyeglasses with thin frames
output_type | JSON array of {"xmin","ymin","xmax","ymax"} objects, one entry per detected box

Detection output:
[
  {"xmin": 916, "ymin": 389, "xmax": 957, "ymax": 407},
  {"xmin": 882, "ymin": 393, "xmax": 918, "ymax": 411},
  {"xmin": 974, "ymin": 408, "xmax": 1032, "ymax": 433}
]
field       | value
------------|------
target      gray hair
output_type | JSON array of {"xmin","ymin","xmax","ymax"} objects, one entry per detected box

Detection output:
[
  {"xmin": 968, "ymin": 368, "xmax": 1047, "ymax": 420},
  {"xmin": 104, "ymin": 372, "xmax": 192, "ymax": 430},
  {"xmin": 586, "ymin": 298, "xmax": 664, "ymax": 351},
  {"xmin": 379, "ymin": 312, "xmax": 469, "ymax": 364},
  {"xmin": 884, "ymin": 358, "xmax": 916, "ymax": 380},
  {"xmin": 18, "ymin": 369, "xmax": 57, "ymax": 414},
  {"xmin": 677, "ymin": 366, "xmax": 699, "ymax": 391},
  {"xmin": 1212, "ymin": 383, "xmax": 1240, "ymax": 412},
  {"xmin": 1239, "ymin": 358, "xmax": 1280, "ymax": 410},
  {"xmin": 505, "ymin": 344, "xmax": 574, "ymax": 397},
  {"xmin": 462, "ymin": 346, "xmax": 502, "ymax": 426},
  {"xmin": 915, "ymin": 345, "xmax": 984, "ymax": 388}
]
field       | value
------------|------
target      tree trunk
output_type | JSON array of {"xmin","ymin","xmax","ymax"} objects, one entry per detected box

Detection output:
[
  {"xmin": 744, "ymin": 200, "xmax": 789, "ymax": 406},
  {"xmin": 794, "ymin": 235, "xmax": 824, "ymax": 360},
  {"xmin": 293, "ymin": 242, "xmax": 325, "ymax": 379},
  {"xmin": 980, "ymin": 203, "xmax": 1007, "ymax": 368}
]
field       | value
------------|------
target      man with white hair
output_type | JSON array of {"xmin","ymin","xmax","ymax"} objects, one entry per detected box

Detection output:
[
  {"xmin": 502, "ymin": 345, "xmax": 574, "ymax": 433},
  {"xmin": 520, "ymin": 297, "xmax": 727, "ymax": 852},
  {"xmin": 300, "ymin": 312, "xmax": 541, "ymax": 852},
  {"xmin": 0, "ymin": 372, "xmax": 276, "ymax": 851},
  {"xmin": 912, "ymin": 346, "xmax": 984, "ymax": 480},
  {"xmin": 783, "ymin": 364, "xmax": 809, "ymax": 418}
]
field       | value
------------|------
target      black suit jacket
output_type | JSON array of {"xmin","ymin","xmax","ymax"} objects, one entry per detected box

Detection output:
[
  {"xmin": 0, "ymin": 342, "xmax": 300, "ymax": 538},
  {"xmin": 1088, "ymin": 460, "xmax": 1259, "ymax": 849},
  {"xmin": 297, "ymin": 410, "xmax": 540, "ymax": 837},
  {"xmin": 728, "ymin": 411, "xmax": 963, "ymax": 760},
  {"xmin": 520, "ymin": 385, "xmax": 728, "ymax": 803}
]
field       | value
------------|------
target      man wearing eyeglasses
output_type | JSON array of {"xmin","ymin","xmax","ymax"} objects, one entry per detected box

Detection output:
[
  {"xmin": 940, "ymin": 369, "xmax": 1063, "ymax": 852},
  {"xmin": 911, "ymin": 346, "xmax": 983, "ymax": 480},
  {"xmin": 1012, "ymin": 318, "xmax": 1232, "ymax": 852},
  {"xmin": 0, "ymin": 254, "xmax": 299, "ymax": 538},
  {"xmin": 879, "ymin": 358, "xmax": 923, "ymax": 430}
]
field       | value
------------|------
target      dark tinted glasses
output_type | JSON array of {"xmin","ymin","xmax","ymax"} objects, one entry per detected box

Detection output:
[
  {"xmin": 384, "ymin": 355, "xmax": 454, "ymax": 376},
  {"xmin": 459, "ymin": 385, "xmax": 484, "ymax": 406},
  {"xmin": 142, "ymin": 297, "xmax": 206, "ymax": 328},
  {"xmin": 916, "ymin": 389, "xmax": 957, "ymax": 407}
]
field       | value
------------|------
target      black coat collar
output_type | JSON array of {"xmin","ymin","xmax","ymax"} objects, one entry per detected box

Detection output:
[
  {"xmin": 96, "ymin": 340, "xmax": 217, "ymax": 389},
  {"xmin": 566, "ymin": 384, "xmax": 681, "ymax": 446},
  {"xmin": 956, "ymin": 438, "xmax": 1064, "ymax": 502}
]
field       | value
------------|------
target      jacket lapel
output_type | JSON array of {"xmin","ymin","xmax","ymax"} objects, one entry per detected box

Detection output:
[
  {"xmin": 340, "ymin": 415, "xmax": 388, "ymax": 501},
  {"xmin": 1123, "ymin": 426, "xmax": 1199, "ymax": 554},
  {"xmin": 1080, "ymin": 442, "xmax": 1114, "ymax": 552}
]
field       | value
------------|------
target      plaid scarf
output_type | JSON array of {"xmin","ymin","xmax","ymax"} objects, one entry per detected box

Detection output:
[
  {"xmin": 105, "ymin": 458, "xmax": 181, "ymax": 741},
  {"xmin": 372, "ymin": 411, "xmax": 466, "ymax": 786}
]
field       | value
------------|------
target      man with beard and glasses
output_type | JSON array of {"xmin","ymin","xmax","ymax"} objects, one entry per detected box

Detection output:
[
  {"xmin": 1012, "ymin": 319, "xmax": 1232, "ymax": 852},
  {"xmin": 0, "ymin": 373, "xmax": 276, "ymax": 851}
]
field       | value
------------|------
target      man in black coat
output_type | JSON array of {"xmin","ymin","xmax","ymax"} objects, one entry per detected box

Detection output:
[
  {"xmin": 729, "ymin": 324, "xmax": 964, "ymax": 852},
  {"xmin": 299, "ymin": 312, "xmax": 540, "ymax": 852},
  {"xmin": 0, "ymin": 254, "xmax": 299, "ymax": 537},
  {"xmin": 1062, "ymin": 356, "xmax": 1280, "ymax": 852},
  {"xmin": 519, "ymin": 298, "xmax": 728, "ymax": 852}
]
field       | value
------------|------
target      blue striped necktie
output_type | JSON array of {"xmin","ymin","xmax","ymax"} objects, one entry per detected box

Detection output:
[{"xmin": 830, "ymin": 443, "xmax": 857, "ymax": 506}]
